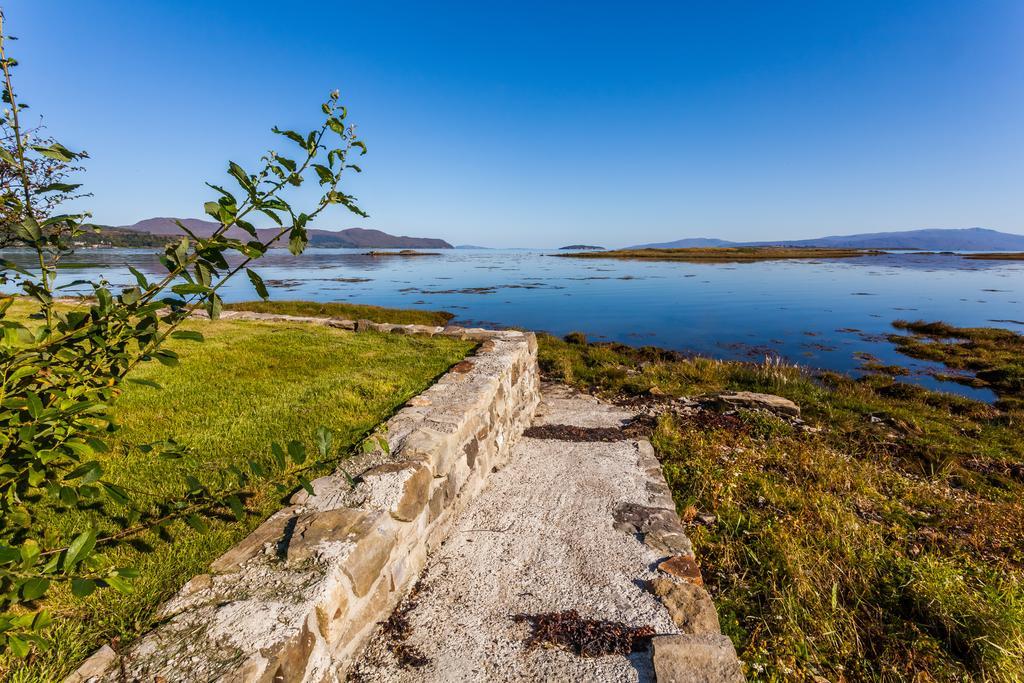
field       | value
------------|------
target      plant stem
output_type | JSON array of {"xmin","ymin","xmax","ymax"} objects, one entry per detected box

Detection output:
[{"xmin": 0, "ymin": 14, "xmax": 52, "ymax": 333}]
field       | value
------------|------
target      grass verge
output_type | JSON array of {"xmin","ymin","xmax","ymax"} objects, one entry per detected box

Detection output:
[
  {"xmin": 538, "ymin": 332, "xmax": 1023, "ymax": 681},
  {"xmin": 224, "ymin": 299, "xmax": 453, "ymax": 326},
  {"xmin": 5, "ymin": 312, "xmax": 472, "ymax": 681}
]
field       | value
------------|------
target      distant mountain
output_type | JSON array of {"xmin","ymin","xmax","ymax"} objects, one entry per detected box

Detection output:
[
  {"xmin": 118, "ymin": 218, "xmax": 453, "ymax": 249},
  {"xmin": 455, "ymin": 245, "xmax": 494, "ymax": 250},
  {"xmin": 753, "ymin": 228, "xmax": 1024, "ymax": 251},
  {"xmin": 559, "ymin": 244, "xmax": 604, "ymax": 251},
  {"xmin": 629, "ymin": 228, "xmax": 1024, "ymax": 251},
  {"xmin": 630, "ymin": 237, "xmax": 735, "ymax": 249}
]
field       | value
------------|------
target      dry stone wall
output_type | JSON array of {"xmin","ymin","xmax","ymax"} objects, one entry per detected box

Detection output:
[{"xmin": 67, "ymin": 315, "xmax": 540, "ymax": 683}]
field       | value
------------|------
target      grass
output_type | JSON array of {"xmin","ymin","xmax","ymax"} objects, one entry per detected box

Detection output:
[
  {"xmin": 964, "ymin": 253, "xmax": 1024, "ymax": 260},
  {"xmin": 552, "ymin": 247, "xmax": 882, "ymax": 262},
  {"xmin": 890, "ymin": 320, "xmax": 1024, "ymax": 411},
  {"xmin": 538, "ymin": 332, "xmax": 1024, "ymax": 681},
  {"xmin": 4, "ymin": 309, "xmax": 473, "ymax": 681},
  {"xmin": 224, "ymin": 299, "xmax": 454, "ymax": 326}
]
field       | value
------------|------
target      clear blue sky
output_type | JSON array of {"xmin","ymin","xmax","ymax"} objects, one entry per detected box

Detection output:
[{"xmin": 7, "ymin": 1, "xmax": 1024, "ymax": 247}]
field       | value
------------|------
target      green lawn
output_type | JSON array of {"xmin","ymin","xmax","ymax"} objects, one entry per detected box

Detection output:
[
  {"xmin": 539, "ymin": 331, "xmax": 1024, "ymax": 682},
  {"xmin": 7, "ymin": 312, "xmax": 472, "ymax": 682}
]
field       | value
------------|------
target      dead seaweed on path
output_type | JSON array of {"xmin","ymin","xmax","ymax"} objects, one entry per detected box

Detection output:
[
  {"xmin": 523, "ymin": 424, "xmax": 630, "ymax": 442},
  {"xmin": 376, "ymin": 581, "xmax": 431, "ymax": 670},
  {"xmin": 513, "ymin": 610, "xmax": 656, "ymax": 657}
]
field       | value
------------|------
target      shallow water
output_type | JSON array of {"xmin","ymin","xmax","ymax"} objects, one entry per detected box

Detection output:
[{"xmin": 8, "ymin": 248, "xmax": 1024, "ymax": 400}]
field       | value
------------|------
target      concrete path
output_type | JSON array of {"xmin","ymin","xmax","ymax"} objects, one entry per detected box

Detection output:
[{"xmin": 351, "ymin": 384, "xmax": 742, "ymax": 682}]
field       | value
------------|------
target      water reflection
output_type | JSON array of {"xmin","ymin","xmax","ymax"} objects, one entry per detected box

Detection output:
[{"xmin": 5, "ymin": 247, "xmax": 1022, "ymax": 401}]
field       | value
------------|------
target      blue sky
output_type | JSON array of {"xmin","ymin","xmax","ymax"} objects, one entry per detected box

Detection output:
[{"xmin": 7, "ymin": 1, "xmax": 1024, "ymax": 247}]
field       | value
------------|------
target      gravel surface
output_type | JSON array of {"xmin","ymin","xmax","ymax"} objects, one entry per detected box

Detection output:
[{"xmin": 352, "ymin": 384, "xmax": 680, "ymax": 682}]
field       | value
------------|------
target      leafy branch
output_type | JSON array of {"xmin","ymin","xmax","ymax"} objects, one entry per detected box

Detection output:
[{"xmin": 0, "ymin": 12, "xmax": 369, "ymax": 657}]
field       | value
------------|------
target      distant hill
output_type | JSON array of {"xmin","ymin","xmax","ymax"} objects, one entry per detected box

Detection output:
[
  {"xmin": 559, "ymin": 244, "xmax": 604, "ymax": 251},
  {"xmin": 754, "ymin": 228, "xmax": 1024, "ymax": 251},
  {"xmin": 76, "ymin": 225, "xmax": 174, "ymax": 248},
  {"xmin": 118, "ymin": 218, "xmax": 453, "ymax": 249},
  {"xmin": 630, "ymin": 228, "xmax": 1024, "ymax": 251}
]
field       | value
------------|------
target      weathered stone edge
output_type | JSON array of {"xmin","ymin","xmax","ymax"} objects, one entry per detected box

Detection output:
[
  {"xmin": 629, "ymin": 439, "xmax": 746, "ymax": 682},
  {"xmin": 68, "ymin": 313, "xmax": 541, "ymax": 683}
]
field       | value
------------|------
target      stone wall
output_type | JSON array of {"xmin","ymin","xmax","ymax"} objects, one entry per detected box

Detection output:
[{"xmin": 68, "ymin": 315, "xmax": 540, "ymax": 683}]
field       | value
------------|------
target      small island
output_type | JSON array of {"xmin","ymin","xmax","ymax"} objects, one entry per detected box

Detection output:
[
  {"xmin": 362, "ymin": 249, "xmax": 442, "ymax": 257},
  {"xmin": 559, "ymin": 244, "xmax": 604, "ymax": 251},
  {"xmin": 964, "ymin": 252, "xmax": 1024, "ymax": 260},
  {"xmin": 554, "ymin": 246, "xmax": 883, "ymax": 262}
]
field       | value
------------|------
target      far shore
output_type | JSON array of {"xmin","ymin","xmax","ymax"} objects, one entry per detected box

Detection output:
[
  {"xmin": 965, "ymin": 252, "xmax": 1024, "ymax": 260},
  {"xmin": 552, "ymin": 246, "xmax": 884, "ymax": 262}
]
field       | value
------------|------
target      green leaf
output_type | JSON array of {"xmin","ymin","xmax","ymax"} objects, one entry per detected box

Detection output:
[
  {"xmin": 63, "ymin": 529, "xmax": 96, "ymax": 571},
  {"xmin": 154, "ymin": 350, "xmax": 179, "ymax": 367},
  {"xmin": 20, "ymin": 540, "xmax": 40, "ymax": 567},
  {"xmin": 25, "ymin": 392, "xmax": 43, "ymax": 419},
  {"xmin": 59, "ymin": 486, "xmax": 78, "ymax": 506},
  {"xmin": 226, "ymin": 495, "xmax": 245, "ymax": 521},
  {"xmin": 228, "ymin": 161, "xmax": 255, "ymax": 194},
  {"xmin": 71, "ymin": 578, "xmax": 96, "ymax": 597},
  {"xmin": 0, "ymin": 258, "xmax": 31, "ymax": 276},
  {"xmin": 184, "ymin": 515, "xmax": 209, "ymax": 534},
  {"xmin": 207, "ymin": 293, "xmax": 223, "ymax": 320},
  {"xmin": 171, "ymin": 283, "xmax": 210, "ymax": 296},
  {"xmin": 0, "ymin": 147, "xmax": 19, "ymax": 166},
  {"xmin": 271, "ymin": 442, "xmax": 286, "ymax": 469},
  {"xmin": 170, "ymin": 330, "xmax": 204, "ymax": 342},
  {"xmin": 313, "ymin": 164, "xmax": 334, "ymax": 185},
  {"xmin": 64, "ymin": 461, "xmax": 103, "ymax": 484},
  {"xmin": 101, "ymin": 482, "xmax": 132, "ymax": 506},
  {"xmin": 0, "ymin": 544, "xmax": 22, "ymax": 564},
  {"xmin": 120, "ymin": 286, "xmax": 141, "ymax": 305},
  {"xmin": 32, "ymin": 610, "xmax": 53, "ymax": 631},
  {"xmin": 7, "ymin": 634, "xmax": 30, "ymax": 658},
  {"xmin": 288, "ymin": 226, "xmax": 308, "ymax": 256},
  {"xmin": 272, "ymin": 126, "xmax": 307, "ymax": 148},
  {"xmin": 14, "ymin": 217, "xmax": 42, "ymax": 242},
  {"xmin": 315, "ymin": 427, "xmax": 333, "ymax": 458},
  {"xmin": 21, "ymin": 578, "xmax": 50, "ymax": 601},
  {"xmin": 37, "ymin": 182, "xmax": 82, "ymax": 193},
  {"xmin": 287, "ymin": 440, "xmax": 306, "ymax": 465},
  {"xmin": 104, "ymin": 574, "xmax": 132, "ymax": 593},
  {"xmin": 31, "ymin": 142, "xmax": 79, "ymax": 162},
  {"xmin": 246, "ymin": 268, "xmax": 269, "ymax": 300}
]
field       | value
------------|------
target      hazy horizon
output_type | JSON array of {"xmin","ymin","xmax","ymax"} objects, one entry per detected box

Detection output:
[
  {"xmin": 10, "ymin": 1, "xmax": 1024, "ymax": 247},
  {"xmin": 103, "ymin": 218, "xmax": 1024, "ymax": 251}
]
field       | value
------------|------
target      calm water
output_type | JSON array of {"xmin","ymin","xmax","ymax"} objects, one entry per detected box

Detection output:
[{"xmin": 8, "ymin": 248, "xmax": 1024, "ymax": 400}]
